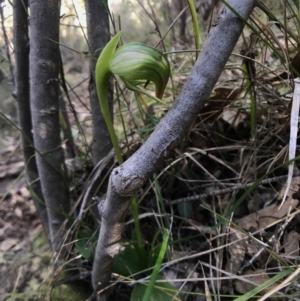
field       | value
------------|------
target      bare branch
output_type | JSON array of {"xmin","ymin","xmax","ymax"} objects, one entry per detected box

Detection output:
[{"xmin": 169, "ymin": 173, "xmax": 299, "ymax": 206}]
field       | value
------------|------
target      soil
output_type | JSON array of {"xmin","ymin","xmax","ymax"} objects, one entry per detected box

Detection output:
[
  {"xmin": 0, "ymin": 70, "xmax": 90, "ymax": 301},
  {"xmin": 0, "ymin": 138, "xmax": 54, "ymax": 301}
]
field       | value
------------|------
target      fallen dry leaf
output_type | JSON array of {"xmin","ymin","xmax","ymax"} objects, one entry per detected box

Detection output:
[
  {"xmin": 0, "ymin": 238, "xmax": 19, "ymax": 252},
  {"xmin": 226, "ymin": 229, "xmax": 246, "ymax": 275},
  {"xmin": 235, "ymin": 198, "xmax": 298, "ymax": 231},
  {"xmin": 14, "ymin": 207, "xmax": 23, "ymax": 218},
  {"xmin": 226, "ymin": 228, "xmax": 247, "ymax": 294},
  {"xmin": 235, "ymin": 176, "xmax": 300, "ymax": 230},
  {"xmin": 235, "ymin": 269, "xmax": 278, "ymax": 300},
  {"xmin": 283, "ymin": 230, "xmax": 300, "ymax": 258}
]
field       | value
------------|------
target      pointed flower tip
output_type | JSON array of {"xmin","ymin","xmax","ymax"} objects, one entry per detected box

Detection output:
[{"xmin": 110, "ymin": 43, "xmax": 170, "ymax": 99}]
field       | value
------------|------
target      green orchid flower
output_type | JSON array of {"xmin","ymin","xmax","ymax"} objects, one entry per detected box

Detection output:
[
  {"xmin": 110, "ymin": 42, "xmax": 170, "ymax": 100},
  {"xmin": 95, "ymin": 31, "xmax": 170, "ymax": 164}
]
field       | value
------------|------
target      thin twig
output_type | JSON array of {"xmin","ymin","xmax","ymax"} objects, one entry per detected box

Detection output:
[{"xmin": 169, "ymin": 173, "xmax": 300, "ymax": 206}]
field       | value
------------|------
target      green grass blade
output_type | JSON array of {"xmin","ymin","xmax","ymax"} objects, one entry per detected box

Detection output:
[
  {"xmin": 233, "ymin": 268, "xmax": 293, "ymax": 301},
  {"xmin": 187, "ymin": 0, "xmax": 200, "ymax": 59},
  {"xmin": 142, "ymin": 228, "xmax": 169, "ymax": 301}
]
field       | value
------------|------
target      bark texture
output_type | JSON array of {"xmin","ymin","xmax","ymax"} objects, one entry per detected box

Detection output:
[
  {"xmin": 91, "ymin": 0, "xmax": 256, "ymax": 294},
  {"xmin": 176, "ymin": 0, "xmax": 187, "ymax": 42},
  {"xmin": 84, "ymin": 0, "xmax": 113, "ymax": 164},
  {"xmin": 13, "ymin": 0, "xmax": 49, "ymax": 234},
  {"xmin": 59, "ymin": 88, "xmax": 76, "ymax": 159},
  {"xmin": 29, "ymin": 0, "xmax": 69, "ymax": 251}
]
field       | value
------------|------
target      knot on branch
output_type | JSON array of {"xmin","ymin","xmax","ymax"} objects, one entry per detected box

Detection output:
[
  {"xmin": 106, "ymin": 243, "xmax": 125, "ymax": 258},
  {"xmin": 112, "ymin": 166, "xmax": 143, "ymax": 197}
]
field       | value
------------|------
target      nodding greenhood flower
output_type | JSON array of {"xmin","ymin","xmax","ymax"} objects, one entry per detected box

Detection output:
[
  {"xmin": 110, "ymin": 42, "xmax": 170, "ymax": 99},
  {"xmin": 95, "ymin": 31, "xmax": 170, "ymax": 164}
]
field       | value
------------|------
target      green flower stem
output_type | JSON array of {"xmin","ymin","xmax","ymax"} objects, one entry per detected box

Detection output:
[
  {"xmin": 99, "ymin": 84, "xmax": 123, "ymax": 164},
  {"xmin": 96, "ymin": 32, "xmax": 123, "ymax": 164},
  {"xmin": 131, "ymin": 195, "xmax": 143, "ymax": 250},
  {"xmin": 142, "ymin": 228, "xmax": 169, "ymax": 301}
]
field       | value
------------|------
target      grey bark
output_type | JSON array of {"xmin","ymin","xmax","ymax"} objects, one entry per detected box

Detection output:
[
  {"xmin": 84, "ymin": 0, "xmax": 113, "ymax": 165},
  {"xmin": 59, "ymin": 88, "xmax": 76, "ymax": 159},
  {"xmin": 176, "ymin": 0, "xmax": 187, "ymax": 42},
  {"xmin": 29, "ymin": 0, "xmax": 69, "ymax": 251},
  {"xmin": 91, "ymin": 0, "xmax": 256, "ymax": 294},
  {"xmin": 13, "ymin": 0, "xmax": 49, "ymax": 234}
]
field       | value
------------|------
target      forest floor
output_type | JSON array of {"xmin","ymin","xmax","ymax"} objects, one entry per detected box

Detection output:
[
  {"xmin": 0, "ymin": 72, "xmax": 88, "ymax": 301},
  {"xmin": 2, "ymin": 114, "xmax": 300, "ymax": 301},
  {"xmin": 0, "ymin": 134, "xmax": 83, "ymax": 301},
  {"xmin": 0, "ymin": 138, "xmax": 52, "ymax": 300}
]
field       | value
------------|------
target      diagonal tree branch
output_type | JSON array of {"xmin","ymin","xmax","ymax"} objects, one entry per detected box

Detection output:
[{"xmin": 91, "ymin": 0, "xmax": 257, "ymax": 295}]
